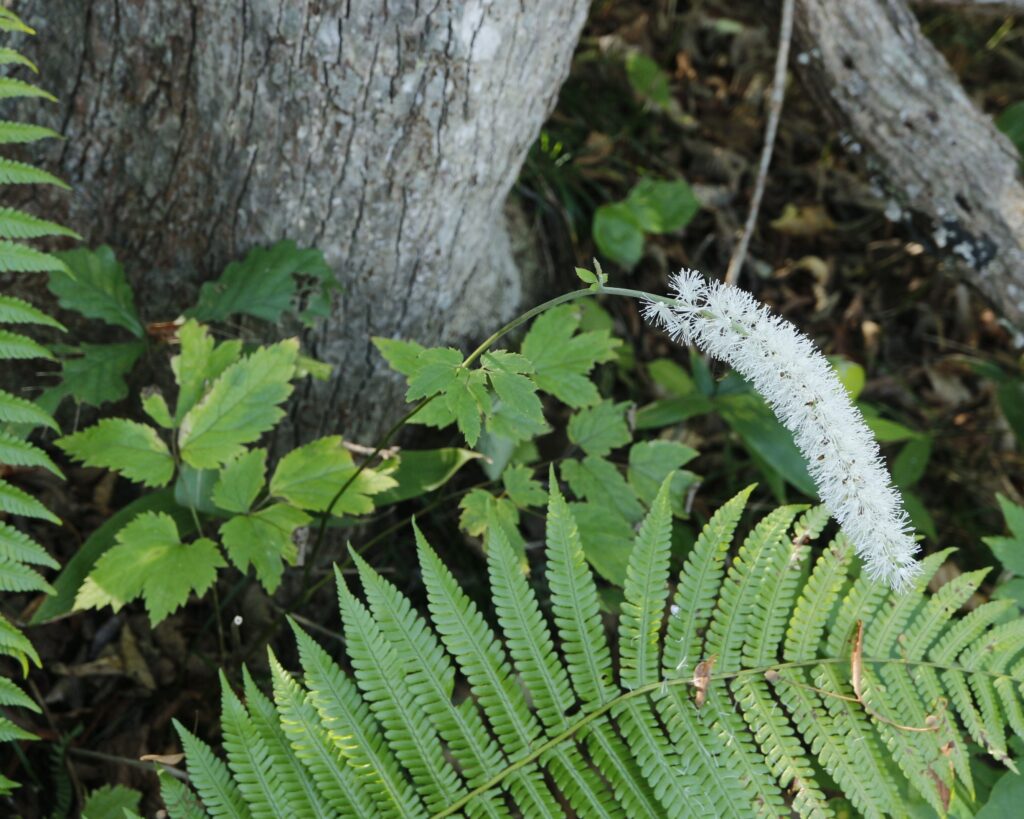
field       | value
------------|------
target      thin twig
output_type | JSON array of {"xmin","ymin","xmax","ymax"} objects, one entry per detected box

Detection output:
[
  {"xmin": 68, "ymin": 747, "xmax": 190, "ymax": 782},
  {"xmin": 724, "ymin": 0, "xmax": 795, "ymax": 286}
]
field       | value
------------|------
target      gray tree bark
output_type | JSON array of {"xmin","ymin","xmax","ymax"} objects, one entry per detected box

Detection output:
[
  {"xmin": 17, "ymin": 0, "xmax": 589, "ymax": 440},
  {"xmin": 793, "ymin": 0, "xmax": 1024, "ymax": 330},
  {"xmin": 912, "ymin": 0, "xmax": 1024, "ymax": 12}
]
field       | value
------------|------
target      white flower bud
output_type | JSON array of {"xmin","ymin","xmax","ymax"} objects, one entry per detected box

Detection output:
[{"xmin": 644, "ymin": 270, "xmax": 921, "ymax": 591}]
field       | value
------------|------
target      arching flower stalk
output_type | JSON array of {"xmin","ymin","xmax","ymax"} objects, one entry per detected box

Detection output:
[{"xmin": 642, "ymin": 270, "xmax": 921, "ymax": 591}]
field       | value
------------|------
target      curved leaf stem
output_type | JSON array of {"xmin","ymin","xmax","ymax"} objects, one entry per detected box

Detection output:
[{"xmin": 306, "ymin": 285, "xmax": 659, "ymax": 574}]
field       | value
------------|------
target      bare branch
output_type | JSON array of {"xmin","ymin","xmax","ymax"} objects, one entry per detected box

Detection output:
[
  {"xmin": 912, "ymin": 0, "xmax": 1024, "ymax": 13},
  {"xmin": 725, "ymin": 0, "xmax": 796, "ymax": 286},
  {"xmin": 794, "ymin": 0, "xmax": 1024, "ymax": 328}
]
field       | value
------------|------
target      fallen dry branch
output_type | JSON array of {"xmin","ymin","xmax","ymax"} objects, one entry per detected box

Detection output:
[
  {"xmin": 913, "ymin": 0, "xmax": 1024, "ymax": 12},
  {"xmin": 726, "ymin": 0, "xmax": 796, "ymax": 286},
  {"xmin": 795, "ymin": 0, "xmax": 1024, "ymax": 329}
]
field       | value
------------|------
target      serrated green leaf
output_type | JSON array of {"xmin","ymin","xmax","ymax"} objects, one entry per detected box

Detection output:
[
  {"xmin": 178, "ymin": 339, "xmax": 298, "ymax": 468},
  {"xmin": 406, "ymin": 347, "xmax": 463, "ymax": 401},
  {"xmin": 171, "ymin": 320, "xmax": 242, "ymax": 422},
  {"xmin": 374, "ymin": 338, "xmax": 462, "ymax": 427},
  {"xmin": 485, "ymin": 400, "xmax": 549, "ymax": 443},
  {"xmin": 270, "ymin": 435, "xmax": 396, "ymax": 514},
  {"xmin": 502, "ymin": 464, "xmax": 545, "ymax": 508},
  {"xmin": 220, "ymin": 503, "xmax": 309, "ymax": 592},
  {"xmin": 459, "ymin": 488, "xmax": 520, "ymax": 539},
  {"xmin": 0, "ymin": 294, "xmax": 65, "ymax": 329},
  {"xmin": 627, "ymin": 440, "xmax": 699, "ymax": 510},
  {"xmin": 373, "ymin": 336, "xmax": 424, "ymax": 376},
  {"xmin": 444, "ymin": 368, "xmax": 488, "ymax": 446},
  {"xmin": 996, "ymin": 493, "xmax": 1024, "ymax": 541},
  {"xmin": 212, "ymin": 448, "xmax": 266, "ymax": 514},
  {"xmin": 142, "ymin": 392, "xmax": 174, "ymax": 428},
  {"xmin": 58, "ymin": 419, "xmax": 174, "ymax": 487},
  {"xmin": 49, "ymin": 246, "xmax": 143, "ymax": 335},
  {"xmin": 483, "ymin": 353, "xmax": 547, "ymax": 442},
  {"xmin": 561, "ymin": 455, "xmax": 645, "ymax": 523},
  {"xmin": 189, "ymin": 240, "xmax": 332, "ymax": 323},
  {"xmin": 82, "ymin": 785, "xmax": 142, "ymax": 819},
  {"xmin": 0, "ymin": 479, "xmax": 58, "ymax": 522},
  {"xmin": 520, "ymin": 305, "xmax": 619, "ymax": 408},
  {"xmin": 47, "ymin": 341, "xmax": 144, "ymax": 407},
  {"xmin": 985, "ymin": 507, "xmax": 1024, "ymax": 577},
  {"xmin": 567, "ymin": 400, "xmax": 632, "ymax": 457},
  {"xmin": 481, "ymin": 350, "xmax": 534, "ymax": 374},
  {"xmin": 33, "ymin": 489, "xmax": 194, "ymax": 624},
  {"xmin": 78, "ymin": 513, "xmax": 224, "ymax": 624}
]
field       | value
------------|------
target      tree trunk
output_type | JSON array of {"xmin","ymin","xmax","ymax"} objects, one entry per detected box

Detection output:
[
  {"xmin": 17, "ymin": 0, "xmax": 589, "ymax": 440},
  {"xmin": 793, "ymin": 0, "xmax": 1024, "ymax": 330}
]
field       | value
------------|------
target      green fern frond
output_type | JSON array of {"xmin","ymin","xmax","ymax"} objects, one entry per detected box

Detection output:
[
  {"xmin": 351, "ymin": 552, "xmax": 509, "ymax": 814},
  {"xmin": 0, "ymin": 388, "xmax": 60, "ymax": 429},
  {"xmin": 0, "ymin": 48, "xmax": 37, "ymax": 71},
  {"xmin": 0, "ymin": 239, "xmax": 68, "ymax": 273},
  {"xmin": 240, "ymin": 667, "xmax": 334, "ymax": 818},
  {"xmin": 0, "ymin": 327, "xmax": 53, "ymax": 360},
  {"xmin": 337, "ymin": 570, "xmax": 468, "ymax": 813},
  {"xmin": 0, "ymin": 294, "xmax": 66, "ymax": 328},
  {"xmin": 0, "ymin": 10, "xmax": 74, "ymax": 796},
  {"xmin": 0, "ymin": 156, "xmax": 68, "ymax": 188},
  {"xmin": 0, "ymin": 429, "xmax": 61, "ymax": 474},
  {"xmin": 0, "ymin": 76, "xmax": 55, "ymax": 102},
  {"xmin": 172, "ymin": 482, "xmax": 1024, "ymax": 817},
  {"xmin": 173, "ymin": 720, "xmax": 251, "ymax": 819},
  {"xmin": 0, "ymin": 207, "xmax": 79, "ymax": 240},
  {"xmin": 159, "ymin": 773, "xmax": 207, "ymax": 819},
  {"xmin": 287, "ymin": 627, "xmax": 415, "ymax": 816},
  {"xmin": 0, "ymin": 119, "xmax": 60, "ymax": 145}
]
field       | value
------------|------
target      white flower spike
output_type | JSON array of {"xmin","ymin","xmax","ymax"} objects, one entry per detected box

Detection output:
[{"xmin": 643, "ymin": 270, "xmax": 921, "ymax": 591}]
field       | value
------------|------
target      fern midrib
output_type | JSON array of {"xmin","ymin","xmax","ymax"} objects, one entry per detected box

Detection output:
[{"xmin": 430, "ymin": 654, "xmax": 1020, "ymax": 819}]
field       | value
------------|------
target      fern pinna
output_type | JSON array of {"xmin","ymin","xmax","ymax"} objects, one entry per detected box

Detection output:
[
  {"xmin": 168, "ymin": 476, "xmax": 1024, "ymax": 818},
  {"xmin": 0, "ymin": 7, "xmax": 76, "ymax": 796}
]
